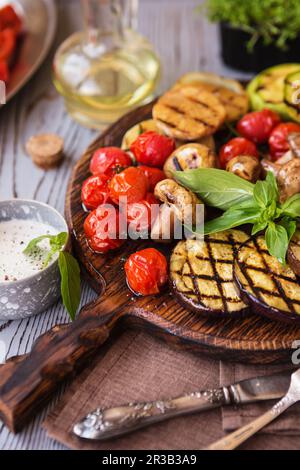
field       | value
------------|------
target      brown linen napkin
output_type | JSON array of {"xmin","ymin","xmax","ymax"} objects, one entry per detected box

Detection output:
[
  {"xmin": 43, "ymin": 329, "xmax": 224, "ymax": 450},
  {"xmin": 43, "ymin": 328, "xmax": 300, "ymax": 449},
  {"xmin": 220, "ymin": 361, "xmax": 300, "ymax": 435}
]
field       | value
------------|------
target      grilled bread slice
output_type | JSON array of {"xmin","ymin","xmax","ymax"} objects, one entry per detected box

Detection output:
[
  {"xmin": 174, "ymin": 72, "xmax": 249, "ymax": 122},
  {"xmin": 170, "ymin": 230, "xmax": 249, "ymax": 316},
  {"xmin": 153, "ymin": 86, "xmax": 226, "ymax": 141},
  {"xmin": 163, "ymin": 143, "xmax": 217, "ymax": 178},
  {"xmin": 234, "ymin": 235, "xmax": 300, "ymax": 324}
]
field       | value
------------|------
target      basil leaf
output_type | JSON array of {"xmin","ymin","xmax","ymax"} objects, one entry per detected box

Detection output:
[
  {"xmin": 24, "ymin": 232, "xmax": 68, "ymax": 268},
  {"xmin": 174, "ymin": 168, "xmax": 254, "ymax": 211},
  {"xmin": 278, "ymin": 216, "xmax": 297, "ymax": 242},
  {"xmin": 23, "ymin": 234, "xmax": 53, "ymax": 255},
  {"xmin": 281, "ymin": 193, "xmax": 300, "ymax": 218},
  {"xmin": 58, "ymin": 251, "xmax": 81, "ymax": 321},
  {"xmin": 204, "ymin": 207, "xmax": 260, "ymax": 235},
  {"xmin": 265, "ymin": 222, "xmax": 289, "ymax": 264},
  {"xmin": 251, "ymin": 220, "xmax": 268, "ymax": 235},
  {"xmin": 50, "ymin": 232, "xmax": 68, "ymax": 251},
  {"xmin": 266, "ymin": 171, "xmax": 279, "ymax": 201}
]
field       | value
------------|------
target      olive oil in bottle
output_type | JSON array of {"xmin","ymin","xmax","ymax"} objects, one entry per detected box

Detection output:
[{"xmin": 53, "ymin": 0, "xmax": 160, "ymax": 129}]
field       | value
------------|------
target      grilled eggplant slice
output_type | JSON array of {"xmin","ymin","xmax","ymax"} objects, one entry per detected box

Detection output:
[
  {"xmin": 288, "ymin": 230, "xmax": 300, "ymax": 277},
  {"xmin": 234, "ymin": 236, "xmax": 300, "ymax": 324},
  {"xmin": 170, "ymin": 230, "xmax": 249, "ymax": 317}
]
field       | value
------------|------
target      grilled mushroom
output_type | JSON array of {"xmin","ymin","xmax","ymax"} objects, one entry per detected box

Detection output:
[
  {"xmin": 151, "ymin": 179, "xmax": 203, "ymax": 242},
  {"xmin": 226, "ymin": 155, "xmax": 261, "ymax": 182},
  {"xmin": 288, "ymin": 132, "xmax": 300, "ymax": 158},
  {"xmin": 163, "ymin": 143, "xmax": 217, "ymax": 179},
  {"xmin": 150, "ymin": 203, "xmax": 176, "ymax": 243},
  {"xmin": 277, "ymin": 158, "xmax": 300, "ymax": 202},
  {"xmin": 154, "ymin": 179, "xmax": 202, "ymax": 223}
]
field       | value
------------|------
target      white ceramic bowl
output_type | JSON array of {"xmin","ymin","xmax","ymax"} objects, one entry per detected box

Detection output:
[{"xmin": 0, "ymin": 199, "xmax": 68, "ymax": 320}]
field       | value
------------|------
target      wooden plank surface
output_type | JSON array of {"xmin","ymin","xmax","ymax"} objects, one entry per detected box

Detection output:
[{"xmin": 0, "ymin": 0, "xmax": 250, "ymax": 449}]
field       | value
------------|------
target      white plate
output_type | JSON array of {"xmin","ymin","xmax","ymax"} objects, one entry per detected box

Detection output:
[{"xmin": 1, "ymin": 0, "xmax": 57, "ymax": 103}]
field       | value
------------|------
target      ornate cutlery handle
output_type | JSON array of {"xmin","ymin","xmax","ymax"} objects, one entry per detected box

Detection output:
[
  {"xmin": 206, "ymin": 393, "xmax": 296, "ymax": 450},
  {"xmin": 73, "ymin": 387, "xmax": 231, "ymax": 440}
]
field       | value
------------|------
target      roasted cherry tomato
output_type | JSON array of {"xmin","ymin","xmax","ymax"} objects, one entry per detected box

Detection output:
[
  {"xmin": 138, "ymin": 166, "xmax": 166, "ymax": 192},
  {"xmin": 90, "ymin": 147, "xmax": 132, "ymax": 177},
  {"xmin": 0, "ymin": 28, "xmax": 16, "ymax": 63},
  {"xmin": 84, "ymin": 205, "xmax": 124, "ymax": 253},
  {"xmin": 268, "ymin": 122, "xmax": 300, "ymax": 160},
  {"xmin": 126, "ymin": 193, "xmax": 159, "ymax": 234},
  {"xmin": 109, "ymin": 167, "xmax": 148, "ymax": 205},
  {"xmin": 0, "ymin": 60, "xmax": 9, "ymax": 82},
  {"xmin": 0, "ymin": 5, "xmax": 22, "ymax": 35},
  {"xmin": 130, "ymin": 131, "xmax": 176, "ymax": 168},
  {"xmin": 81, "ymin": 174, "xmax": 110, "ymax": 210},
  {"xmin": 125, "ymin": 248, "xmax": 168, "ymax": 296},
  {"xmin": 219, "ymin": 137, "xmax": 259, "ymax": 169},
  {"xmin": 237, "ymin": 109, "xmax": 281, "ymax": 144}
]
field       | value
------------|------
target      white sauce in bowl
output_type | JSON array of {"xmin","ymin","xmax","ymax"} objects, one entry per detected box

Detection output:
[{"xmin": 0, "ymin": 219, "xmax": 58, "ymax": 282}]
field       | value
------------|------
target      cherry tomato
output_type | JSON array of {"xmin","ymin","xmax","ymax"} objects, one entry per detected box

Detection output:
[
  {"xmin": 126, "ymin": 193, "xmax": 160, "ymax": 234},
  {"xmin": 0, "ymin": 6, "xmax": 22, "ymax": 35},
  {"xmin": 90, "ymin": 147, "xmax": 132, "ymax": 177},
  {"xmin": 237, "ymin": 109, "xmax": 281, "ymax": 144},
  {"xmin": 0, "ymin": 28, "xmax": 16, "ymax": 63},
  {"xmin": 125, "ymin": 248, "xmax": 168, "ymax": 296},
  {"xmin": 268, "ymin": 122, "xmax": 300, "ymax": 160},
  {"xmin": 84, "ymin": 205, "xmax": 124, "ymax": 253},
  {"xmin": 130, "ymin": 131, "xmax": 176, "ymax": 168},
  {"xmin": 81, "ymin": 174, "xmax": 110, "ymax": 210},
  {"xmin": 219, "ymin": 137, "xmax": 259, "ymax": 169},
  {"xmin": 109, "ymin": 167, "xmax": 148, "ymax": 205},
  {"xmin": 138, "ymin": 166, "xmax": 166, "ymax": 192},
  {"xmin": 0, "ymin": 60, "xmax": 9, "ymax": 82}
]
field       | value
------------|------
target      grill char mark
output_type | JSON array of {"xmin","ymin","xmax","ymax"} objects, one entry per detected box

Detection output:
[{"xmin": 252, "ymin": 237, "xmax": 296, "ymax": 314}]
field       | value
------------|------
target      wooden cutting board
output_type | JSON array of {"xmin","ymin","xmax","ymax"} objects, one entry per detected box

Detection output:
[{"xmin": 0, "ymin": 101, "xmax": 299, "ymax": 434}]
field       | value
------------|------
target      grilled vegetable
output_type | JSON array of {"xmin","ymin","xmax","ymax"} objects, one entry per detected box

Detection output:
[
  {"xmin": 277, "ymin": 158, "xmax": 300, "ymax": 202},
  {"xmin": 247, "ymin": 63, "xmax": 300, "ymax": 122},
  {"xmin": 150, "ymin": 203, "xmax": 176, "ymax": 243},
  {"xmin": 234, "ymin": 235, "xmax": 300, "ymax": 324},
  {"xmin": 121, "ymin": 120, "xmax": 163, "ymax": 150},
  {"xmin": 153, "ymin": 86, "xmax": 226, "ymax": 141},
  {"xmin": 154, "ymin": 179, "xmax": 202, "ymax": 224},
  {"xmin": 288, "ymin": 230, "xmax": 300, "ymax": 276},
  {"xmin": 288, "ymin": 132, "xmax": 300, "ymax": 158},
  {"xmin": 226, "ymin": 155, "xmax": 261, "ymax": 182},
  {"xmin": 170, "ymin": 230, "xmax": 249, "ymax": 317},
  {"xmin": 175, "ymin": 72, "xmax": 249, "ymax": 122},
  {"xmin": 163, "ymin": 143, "xmax": 217, "ymax": 179}
]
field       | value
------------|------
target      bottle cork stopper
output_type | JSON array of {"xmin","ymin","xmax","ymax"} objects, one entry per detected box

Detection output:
[{"xmin": 26, "ymin": 133, "xmax": 64, "ymax": 169}]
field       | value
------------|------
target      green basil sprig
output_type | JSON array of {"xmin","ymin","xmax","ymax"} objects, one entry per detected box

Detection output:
[
  {"xmin": 175, "ymin": 168, "xmax": 254, "ymax": 210},
  {"xmin": 23, "ymin": 232, "xmax": 80, "ymax": 321},
  {"xmin": 175, "ymin": 169, "xmax": 299, "ymax": 264}
]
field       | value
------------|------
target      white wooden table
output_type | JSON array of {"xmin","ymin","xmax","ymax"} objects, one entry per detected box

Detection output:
[{"xmin": 0, "ymin": 0, "xmax": 250, "ymax": 450}]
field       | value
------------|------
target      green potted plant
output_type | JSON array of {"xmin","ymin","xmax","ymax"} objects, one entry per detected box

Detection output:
[{"xmin": 202, "ymin": 0, "xmax": 300, "ymax": 72}]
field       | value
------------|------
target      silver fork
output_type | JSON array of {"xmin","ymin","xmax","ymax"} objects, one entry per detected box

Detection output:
[{"xmin": 206, "ymin": 368, "xmax": 300, "ymax": 450}]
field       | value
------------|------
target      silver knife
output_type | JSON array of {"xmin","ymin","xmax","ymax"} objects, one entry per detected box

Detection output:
[{"xmin": 73, "ymin": 371, "xmax": 292, "ymax": 441}]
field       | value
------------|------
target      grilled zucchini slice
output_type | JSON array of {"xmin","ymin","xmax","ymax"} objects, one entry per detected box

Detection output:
[
  {"xmin": 247, "ymin": 63, "xmax": 300, "ymax": 121},
  {"xmin": 170, "ymin": 230, "xmax": 249, "ymax": 317},
  {"xmin": 234, "ymin": 235, "xmax": 300, "ymax": 324},
  {"xmin": 121, "ymin": 119, "xmax": 163, "ymax": 150}
]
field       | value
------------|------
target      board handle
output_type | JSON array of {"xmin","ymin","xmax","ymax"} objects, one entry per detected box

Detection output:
[{"xmin": 0, "ymin": 295, "xmax": 125, "ymax": 433}]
